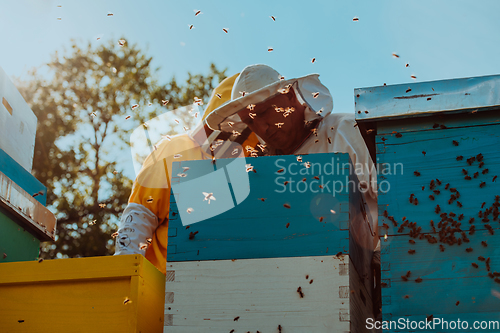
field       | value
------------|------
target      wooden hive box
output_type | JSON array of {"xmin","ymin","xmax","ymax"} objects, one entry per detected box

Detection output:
[
  {"xmin": 355, "ymin": 74, "xmax": 500, "ymax": 332},
  {"xmin": 164, "ymin": 153, "xmax": 376, "ymax": 332},
  {"xmin": 0, "ymin": 254, "xmax": 166, "ymax": 332}
]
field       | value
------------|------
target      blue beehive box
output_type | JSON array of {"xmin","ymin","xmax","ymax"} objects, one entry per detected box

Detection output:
[
  {"xmin": 164, "ymin": 153, "xmax": 376, "ymax": 332},
  {"xmin": 355, "ymin": 74, "xmax": 500, "ymax": 332}
]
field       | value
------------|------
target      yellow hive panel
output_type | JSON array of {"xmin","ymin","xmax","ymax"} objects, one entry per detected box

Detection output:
[{"xmin": 0, "ymin": 255, "xmax": 165, "ymax": 333}]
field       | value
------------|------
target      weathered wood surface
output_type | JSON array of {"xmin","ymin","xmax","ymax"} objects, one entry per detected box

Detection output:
[
  {"xmin": 164, "ymin": 255, "xmax": 373, "ymax": 333},
  {"xmin": 0, "ymin": 66, "xmax": 38, "ymax": 174},
  {"xmin": 376, "ymin": 112, "xmax": 500, "ymax": 332}
]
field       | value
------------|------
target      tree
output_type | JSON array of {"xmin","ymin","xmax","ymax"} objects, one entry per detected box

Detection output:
[{"xmin": 15, "ymin": 38, "xmax": 226, "ymax": 258}]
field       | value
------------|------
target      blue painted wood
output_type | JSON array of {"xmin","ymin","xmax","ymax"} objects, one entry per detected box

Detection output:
[
  {"xmin": 167, "ymin": 153, "xmax": 358, "ymax": 262},
  {"xmin": 376, "ymin": 107, "xmax": 500, "ymax": 331},
  {"xmin": 0, "ymin": 148, "xmax": 46, "ymax": 206}
]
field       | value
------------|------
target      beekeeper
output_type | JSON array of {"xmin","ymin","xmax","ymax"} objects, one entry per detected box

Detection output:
[
  {"xmin": 114, "ymin": 73, "xmax": 262, "ymax": 274},
  {"xmin": 206, "ymin": 64, "xmax": 378, "ymax": 243}
]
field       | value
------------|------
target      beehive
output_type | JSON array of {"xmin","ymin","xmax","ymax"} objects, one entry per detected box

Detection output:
[
  {"xmin": 164, "ymin": 153, "xmax": 375, "ymax": 332},
  {"xmin": 0, "ymin": 254, "xmax": 166, "ymax": 333},
  {"xmin": 355, "ymin": 74, "xmax": 500, "ymax": 331}
]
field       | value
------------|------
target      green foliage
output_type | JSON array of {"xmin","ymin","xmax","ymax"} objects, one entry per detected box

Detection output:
[{"xmin": 15, "ymin": 38, "xmax": 226, "ymax": 258}]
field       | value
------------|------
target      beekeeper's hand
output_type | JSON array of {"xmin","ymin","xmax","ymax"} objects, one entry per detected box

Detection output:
[{"xmin": 114, "ymin": 203, "xmax": 159, "ymax": 256}]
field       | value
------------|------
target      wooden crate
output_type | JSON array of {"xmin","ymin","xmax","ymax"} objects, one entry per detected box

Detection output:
[
  {"xmin": 0, "ymin": 254, "xmax": 166, "ymax": 333},
  {"xmin": 165, "ymin": 153, "xmax": 376, "ymax": 332},
  {"xmin": 355, "ymin": 74, "xmax": 500, "ymax": 331}
]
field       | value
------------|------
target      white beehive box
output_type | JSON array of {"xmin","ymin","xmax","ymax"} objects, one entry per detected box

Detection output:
[
  {"xmin": 164, "ymin": 256, "xmax": 373, "ymax": 333},
  {"xmin": 0, "ymin": 66, "xmax": 37, "ymax": 173}
]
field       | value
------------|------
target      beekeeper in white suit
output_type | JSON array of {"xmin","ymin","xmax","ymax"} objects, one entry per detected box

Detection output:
[{"xmin": 205, "ymin": 64, "xmax": 381, "ymax": 317}]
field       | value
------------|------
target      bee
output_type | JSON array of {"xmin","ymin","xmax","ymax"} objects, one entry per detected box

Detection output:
[
  {"xmin": 189, "ymin": 24, "xmax": 194, "ymax": 30},
  {"xmin": 458, "ymin": 214, "xmax": 464, "ymax": 221},
  {"xmin": 311, "ymin": 57, "xmax": 316, "ymax": 63},
  {"xmin": 268, "ymin": 47, "xmax": 273, "ymax": 52},
  {"xmin": 392, "ymin": 53, "xmax": 400, "ymax": 58},
  {"xmin": 411, "ymin": 75, "xmax": 417, "ymax": 79},
  {"xmin": 452, "ymin": 140, "xmax": 459, "ymax": 146},
  {"xmin": 278, "ymin": 325, "xmax": 282, "ymax": 332},
  {"xmin": 414, "ymin": 198, "xmax": 419, "ymax": 205},
  {"xmin": 473, "ymin": 172, "xmax": 479, "ymax": 179},
  {"xmin": 483, "ymin": 169, "xmax": 489, "ymax": 175},
  {"xmin": 146, "ymin": 197, "xmax": 154, "ymax": 204},
  {"xmin": 489, "ymin": 273, "xmax": 495, "ymax": 279},
  {"xmin": 427, "ymin": 315, "xmax": 434, "ymax": 322},
  {"xmin": 312, "ymin": 92, "xmax": 320, "ymax": 98},
  {"xmin": 107, "ymin": 12, "xmax": 114, "ymax": 16},
  {"xmin": 480, "ymin": 182, "xmax": 486, "ymax": 188},
  {"xmin": 353, "ymin": 16, "xmax": 359, "ymax": 21},
  {"xmin": 258, "ymin": 198, "xmax": 266, "ymax": 202},
  {"xmin": 445, "ymin": 183, "xmax": 450, "ymax": 190},
  {"xmin": 401, "ymin": 275, "xmax": 408, "ymax": 281},
  {"xmin": 466, "ymin": 247, "xmax": 473, "ymax": 253},
  {"xmin": 270, "ymin": 15, "xmax": 276, "ymax": 21},
  {"xmin": 89, "ymin": 220, "xmax": 97, "ymax": 225},
  {"xmin": 283, "ymin": 204, "xmax": 291, "ymax": 209},
  {"xmin": 406, "ymin": 63, "xmax": 410, "ymax": 68},
  {"xmin": 123, "ymin": 297, "xmax": 132, "ymax": 305},
  {"xmin": 309, "ymin": 279, "xmax": 314, "ymax": 284},
  {"xmin": 465, "ymin": 176, "xmax": 472, "ymax": 180},
  {"xmin": 404, "ymin": 295, "xmax": 410, "ymax": 299},
  {"xmin": 111, "ymin": 232, "xmax": 119, "ymax": 238},
  {"xmin": 439, "ymin": 245, "xmax": 445, "ymax": 252},
  {"xmin": 421, "ymin": 151, "xmax": 426, "ymax": 156},
  {"xmin": 173, "ymin": 154, "xmax": 182, "ymax": 159},
  {"xmin": 330, "ymin": 209, "xmax": 336, "ymax": 214},
  {"xmin": 277, "ymin": 168, "xmax": 284, "ymax": 173},
  {"xmin": 408, "ymin": 249, "xmax": 415, "ymax": 255},
  {"xmin": 493, "ymin": 176, "xmax": 498, "ymax": 182},
  {"xmin": 429, "ymin": 195, "xmax": 435, "ymax": 201},
  {"xmin": 286, "ymin": 223, "xmax": 290, "ymax": 228},
  {"xmin": 283, "ymin": 181, "xmax": 289, "ymax": 186},
  {"xmin": 223, "ymin": 28, "xmax": 228, "ymax": 33},
  {"xmin": 471, "ymin": 263, "xmax": 479, "ymax": 268},
  {"xmin": 406, "ymin": 88, "xmax": 412, "ymax": 93},
  {"xmin": 395, "ymin": 133, "xmax": 402, "ymax": 138},
  {"xmin": 302, "ymin": 178, "xmax": 307, "ymax": 182},
  {"xmin": 436, "ymin": 179, "xmax": 442, "ymax": 186},
  {"xmin": 319, "ymin": 217, "xmax": 324, "ymax": 222},
  {"xmin": 297, "ymin": 286, "xmax": 304, "ymax": 298},
  {"xmin": 230, "ymin": 330, "xmax": 235, "ymax": 333},
  {"xmin": 194, "ymin": 10, "xmax": 202, "ymax": 16},
  {"xmin": 415, "ymin": 277, "xmax": 422, "ymax": 283},
  {"xmin": 435, "ymin": 205, "xmax": 441, "ymax": 214},
  {"xmin": 456, "ymin": 301, "xmax": 460, "ymax": 306},
  {"xmin": 440, "ymin": 124, "xmax": 447, "ymax": 129},
  {"xmin": 188, "ymin": 231, "xmax": 199, "ymax": 240},
  {"xmin": 139, "ymin": 243, "xmax": 148, "ymax": 250},
  {"xmin": 38, "ymin": 258, "xmax": 44, "ymax": 263},
  {"xmin": 482, "ymin": 241, "xmax": 488, "ymax": 247},
  {"xmin": 414, "ymin": 171, "xmax": 421, "ymax": 176},
  {"xmin": 313, "ymin": 176, "xmax": 320, "ymax": 180},
  {"xmin": 433, "ymin": 124, "xmax": 440, "ymax": 129},
  {"xmin": 457, "ymin": 201, "xmax": 463, "ymax": 208},
  {"xmin": 328, "ymin": 137, "xmax": 332, "ymax": 144},
  {"xmin": 99, "ymin": 203, "xmax": 106, "ymax": 208},
  {"xmin": 275, "ymin": 123, "xmax": 284, "ymax": 128},
  {"xmin": 234, "ymin": 316, "xmax": 240, "ymax": 321}
]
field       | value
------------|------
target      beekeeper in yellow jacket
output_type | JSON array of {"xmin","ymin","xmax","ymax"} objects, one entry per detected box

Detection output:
[{"xmin": 114, "ymin": 73, "xmax": 261, "ymax": 274}]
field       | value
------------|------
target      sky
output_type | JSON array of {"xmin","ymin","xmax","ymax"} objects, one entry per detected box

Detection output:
[{"xmin": 1, "ymin": 0, "xmax": 500, "ymax": 180}]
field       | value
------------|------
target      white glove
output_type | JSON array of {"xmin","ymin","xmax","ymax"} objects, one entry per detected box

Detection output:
[{"xmin": 114, "ymin": 203, "xmax": 159, "ymax": 256}]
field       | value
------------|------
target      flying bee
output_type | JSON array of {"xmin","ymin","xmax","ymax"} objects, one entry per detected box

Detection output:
[
  {"xmin": 313, "ymin": 176, "xmax": 319, "ymax": 180},
  {"xmin": 146, "ymin": 197, "xmax": 154, "ymax": 203},
  {"xmin": 286, "ymin": 223, "xmax": 290, "ymax": 228},
  {"xmin": 123, "ymin": 297, "xmax": 132, "ymax": 305},
  {"xmin": 404, "ymin": 295, "xmax": 410, "ymax": 299},
  {"xmin": 296, "ymin": 156, "xmax": 302, "ymax": 162},
  {"xmin": 270, "ymin": 15, "xmax": 276, "ymax": 21},
  {"xmin": 319, "ymin": 217, "xmax": 324, "ymax": 222},
  {"xmin": 493, "ymin": 176, "xmax": 497, "ymax": 182},
  {"xmin": 406, "ymin": 88, "xmax": 412, "ymax": 93},
  {"xmin": 112, "ymin": 232, "xmax": 119, "ymax": 238},
  {"xmin": 304, "ymin": 162, "xmax": 311, "ymax": 168},
  {"xmin": 234, "ymin": 316, "xmax": 240, "ymax": 321},
  {"xmin": 248, "ymin": 113, "xmax": 257, "ymax": 119},
  {"xmin": 353, "ymin": 16, "xmax": 359, "ymax": 21},
  {"xmin": 99, "ymin": 203, "xmax": 106, "ymax": 208},
  {"xmin": 194, "ymin": 9, "xmax": 202, "ymax": 16},
  {"xmin": 275, "ymin": 123, "xmax": 284, "ymax": 128},
  {"xmin": 283, "ymin": 204, "xmax": 291, "ymax": 209},
  {"xmin": 311, "ymin": 57, "xmax": 316, "ymax": 63},
  {"xmin": 392, "ymin": 53, "xmax": 400, "ymax": 58},
  {"xmin": 414, "ymin": 171, "xmax": 421, "ymax": 176},
  {"xmin": 312, "ymin": 92, "xmax": 320, "ymax": 98},
  {"xmin": 284, "ymin": 181, "xmax": 289, "ymax": 185},
  {"xmin": 328, "ymin": 137, "xmax": 332, "ymax": 144},
  {"xmin": 452, "ymin": 140, "xmax": 459, "ymax": 146},
  {"xmin": 268, "ymin": 47, "xmax": 273, "ymax": 52},
  {"xmin": 139, "ymin": 243, "xmax": 148, "ymax": 250},
  {"xmin": 189, "ymin": 24, "xmax": 194, "ymax": 29},
  {"xmin": 456, "ymin": 301, "xmax": 460, "ymax": 306},
  {"xmin": 222, "ymin": 28, "xmax": 228, "ymax": 33},
  {"xmin": 411, "ymin": 75, "xmax": 417, "ymax": 79},
  {"xmin": 202, "ymin": 192, "xmax": 216, "ymax": 204}
]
